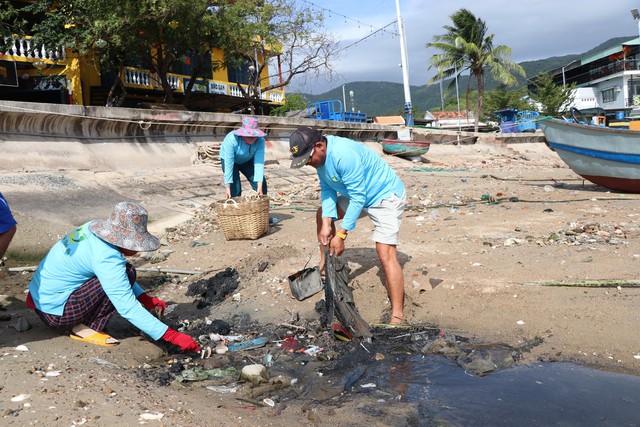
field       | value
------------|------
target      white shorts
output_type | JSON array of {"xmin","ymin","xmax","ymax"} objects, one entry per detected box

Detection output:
[{"xmin": 337, "ymin": 191, "xmax": 406, "ymax": 245}]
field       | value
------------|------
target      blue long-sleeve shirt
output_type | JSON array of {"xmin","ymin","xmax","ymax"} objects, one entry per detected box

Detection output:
[
  {"xmin": 317, "ymin": 135, "xmax": 405, "ymax": 231},
  {"xmin": 219, "ymin": 131, "xmax": 266, "ymax": 185},
  {"xmin": 28, "ymin": 222, "xmax": 168, "ymax": 340}
]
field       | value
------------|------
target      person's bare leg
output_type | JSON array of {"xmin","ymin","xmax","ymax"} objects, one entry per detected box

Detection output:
[
  {"xmin": 0, "ymin": 225, "xmax": 16, "ymax": 261},
  {"xmin": 376, "ymin": 242, "xmax": 404, "ymax": 323}
]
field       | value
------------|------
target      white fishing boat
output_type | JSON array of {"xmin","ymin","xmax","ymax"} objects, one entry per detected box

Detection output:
[{"xmin": 539, "ymin": 118, "xmax": 640, "ymax": 193}]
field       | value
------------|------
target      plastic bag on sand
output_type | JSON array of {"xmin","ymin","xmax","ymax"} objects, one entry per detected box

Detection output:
[{"xmin": 324, "ymin": 248, "xmax": 371, "ymax": 341}]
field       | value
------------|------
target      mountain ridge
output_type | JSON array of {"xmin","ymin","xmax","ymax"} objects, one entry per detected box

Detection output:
[{"xmin": 297, "ymin": 36, "xmax": 635, "ymax": 116}]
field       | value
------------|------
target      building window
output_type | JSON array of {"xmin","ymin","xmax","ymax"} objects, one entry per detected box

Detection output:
[
  {"xmin": 170, "ymin": 51, "xmax": 212, "ymax": 78},
  {"xmin": 227, "ymin": 62, "xmax": 252, "ymax": 85},
  {"xmin": 602, "ymin": 88, "xmax": 616, "ymax": 103},
  {"xmin": 631, "ymin": 81, "xmax": 640, "ymax": 105}
]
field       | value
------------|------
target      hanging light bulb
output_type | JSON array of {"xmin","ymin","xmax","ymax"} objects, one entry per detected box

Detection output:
[{"xmin": 168, "ymin": 20, "xmax": 179, "ymax": 29}]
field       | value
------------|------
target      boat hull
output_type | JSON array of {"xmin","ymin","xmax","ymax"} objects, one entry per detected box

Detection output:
[
  {"xmin": 381, "ymin": 140, "xmax": 430, "ymax": 158},
  {"xmin": 539, "ymin": 119, "xmax": 640, "ymax": 193}
]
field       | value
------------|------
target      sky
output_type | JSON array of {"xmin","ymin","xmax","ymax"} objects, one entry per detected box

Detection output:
[{"xmin": 289, "ymin": 0, "xmax": 640, "ymax": 94}]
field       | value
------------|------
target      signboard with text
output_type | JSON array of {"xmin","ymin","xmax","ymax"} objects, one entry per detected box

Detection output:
[{"xmin": 208, "ymin": 81, "xmax": 227, "ymax": 95}]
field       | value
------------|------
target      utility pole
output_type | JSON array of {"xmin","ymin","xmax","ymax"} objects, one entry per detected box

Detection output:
[
  {"xmin": 342, "ymin": 84, "xmax": 346, "ymax": 111},
  {"xmin": 396, "ymin": 0, "xmax": 413, "ymax": 126}
]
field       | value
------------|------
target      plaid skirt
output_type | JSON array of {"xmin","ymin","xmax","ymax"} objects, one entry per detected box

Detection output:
[{"xmin": 35, "ymin": 263, "xmax": 137, "ymax": 332}]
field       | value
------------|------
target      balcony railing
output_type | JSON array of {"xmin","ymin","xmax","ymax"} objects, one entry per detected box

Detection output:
[
  {"xmin": 228, "ymin": 83, "xmax": 256, "ymax": 98},
  {"xmin": 120, "ymin": 66, "xmax": 284, "ymax": 105},
  {"xmin": 565, "ymin": 59, "xmax": 640, "ymax": 88},
  {"xmin": 267, "ymin": 91, "xmax": 283, "ymax": 103},
  {"xmin": 230, "ymin": 84, "xmax": 285, "ymax": 103},
  {"xmin": 121, "ymin": 67, "xmax": 183, "ymax": 92},
  {"xmin": 123, "ymin": 68, "xmax": 153, "ymax": 88},
  {"xmin": 3, "ymin": 36, "xmax": 67, "ymax": 61}
]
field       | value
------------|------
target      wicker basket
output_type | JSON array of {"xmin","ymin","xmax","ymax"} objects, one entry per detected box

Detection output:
[{"xmin": 215, "ymin": 195, "xmax": 270, "ymax": 241}]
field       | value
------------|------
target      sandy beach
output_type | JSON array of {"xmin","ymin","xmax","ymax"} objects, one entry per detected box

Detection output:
[{"xmin": 1, "ymin": 137, "xmax": 640, "ymax": 425}]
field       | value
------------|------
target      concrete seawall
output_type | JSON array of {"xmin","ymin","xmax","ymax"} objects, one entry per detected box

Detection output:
[
  {"xmin": 0, "ymin": 101, "xmax": 404, "ymax": 171},
  {"xmin": 0, "ymin": 100, "xmax": 497, "ymax": 171}
]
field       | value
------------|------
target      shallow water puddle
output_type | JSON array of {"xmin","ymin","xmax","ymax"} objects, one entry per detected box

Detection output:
[{"xmin": 362, "ymin": 354, "xmax": 640, "ymax": 425}]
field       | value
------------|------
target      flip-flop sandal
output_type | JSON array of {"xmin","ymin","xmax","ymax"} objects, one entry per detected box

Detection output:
[{"xmin": 70, "ymin": 331, "xmax": 119, "ymax": 347}]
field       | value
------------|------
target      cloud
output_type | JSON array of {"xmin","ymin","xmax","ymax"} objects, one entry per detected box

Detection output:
[{"xmin": 290, "ymin": 0, "xmax": 639, "ymax": 94}]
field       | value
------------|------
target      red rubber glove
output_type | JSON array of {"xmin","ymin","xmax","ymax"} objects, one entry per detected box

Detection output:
[
  {"xmin": 162, "ymin": 328, "xmax": 200, "ymax": 352},
  {"xmin": 137, "ymin": 293, "xmax": 167, "ymax": 317}
]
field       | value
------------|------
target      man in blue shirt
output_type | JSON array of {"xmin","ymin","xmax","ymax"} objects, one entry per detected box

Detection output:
[
  {"xmin": 290, "ymin": 127, "xmax": 407, "ymax": 325},
  {"xmin": 219, "ymin": 116, "xmax": 268, "ymax": 198},
  {"xmin": 0, "ymin": 192, "xmax": 17, "ymax": 263},
  {"xmin": 27, "ymin": 202, "xmax": 200, "ymax": 351}
]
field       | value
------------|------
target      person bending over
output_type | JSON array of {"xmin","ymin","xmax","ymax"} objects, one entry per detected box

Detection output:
[
  {"xmin": 289, "ymin": 127, "xmax": 407, "ymax": 324},
  {"xmin": 219, "ymin": 116, "xmax": 268, "ymax": 198}
]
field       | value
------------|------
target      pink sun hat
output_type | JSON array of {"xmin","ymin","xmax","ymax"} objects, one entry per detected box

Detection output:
[{"xmin": 232, "ymin": 116, "xmax": 266, "ymax": 137}]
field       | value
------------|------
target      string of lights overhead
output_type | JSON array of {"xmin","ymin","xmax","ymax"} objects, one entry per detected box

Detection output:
[
  {"xmin": 260, "ymin": 3, "xmax": 400, "ymax": 83},
  {"xmin": 301, "ymin": 0, "xmax": 399, "ymax": 38},
  {"xmin": 260, "ymin": 18, "xmax": 398, "ymax": 84},
  {"xmin": 336, "ymin": 20, "xmax": 398, "ymax": 54}
]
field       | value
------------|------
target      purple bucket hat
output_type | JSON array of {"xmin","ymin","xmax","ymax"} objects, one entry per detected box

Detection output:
[
  {"xmin": 89, "ymin": 202, "xmax": 160, "ymax": 252},
  {"xmin": 232, "ymin": 116, "xmax": 266, "ymax": 137}
]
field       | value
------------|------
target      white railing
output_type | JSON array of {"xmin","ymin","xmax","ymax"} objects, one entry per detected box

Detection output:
[
  {"xmin": 122, "ymin": 68, "xmax": 184, "ymax": 92},
  {"xmin": 167, "ymin": 74, "xmax": 180, "ymax": 90},
  {"xmin": 123, "ymin": 68, "xmax": 153, "ymax": 87},
  {"xmin": 3, "ymin": 36, "xmax": 66, "ymax": 61},
  {"xmin": 228, "ymin": 84, "xmax": 245, "ymax": 98},
  {"xmin": 120, "ymin": 69, "xmax": 283, "ymax": 104},
  {"xmin": 267, "ymin": 91, "xmax": 284, "ymax": 103}
]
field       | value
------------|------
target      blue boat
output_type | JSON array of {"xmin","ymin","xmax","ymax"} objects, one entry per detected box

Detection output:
[
  {"xmin": 381, "ymin": 139, "xmax": 430, "ymax": 158},
  {"xmin": 307, "ymin": 100, "xmax": 367, "ymax": 123},
  {"xmin": 494, "ymin": 108, "xmax": 540, "ymax": 133}
]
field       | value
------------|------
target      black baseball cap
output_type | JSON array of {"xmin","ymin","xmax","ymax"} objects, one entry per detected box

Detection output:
[{"xmin": 289, "ymin": 126, "xmax": 323, "ymax": 168}]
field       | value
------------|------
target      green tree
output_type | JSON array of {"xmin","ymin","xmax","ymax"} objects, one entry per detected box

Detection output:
[
  {"xmin": 530, "ymin": 72, "xmax": 575, "ymax": 117},
  {"xmin": 224, "ymin": 0, "xmax": 338, "ymax": 111},
  {"xmin": 80, "ymin": 0, "xmax": 246, "ymax": 105},
  {"xmin": 0, "ymin": 1, "xmax": 25, "ymax": 40},
  {"xmin": 426, "ymin": 8, "xmax": 525, "ymax": 132},
  {"xmin": 395, "ymin": 104, "xmax": 424, "ymax": 120},
  {"xmin": 22, "ymin": 0, "xmax": 210, "ymax": 105},
  {"xmin": 12, "ymin": 0, "xmax": 338, "ymax": 108},
  {"xmin": 483, "ymin": 84, "xmax": 530, "ymax": 118}
]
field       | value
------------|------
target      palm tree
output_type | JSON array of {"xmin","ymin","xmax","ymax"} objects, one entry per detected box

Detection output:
[{"xmin": 426, "ymin": 9, "xmax": 525, "ymax": 132}]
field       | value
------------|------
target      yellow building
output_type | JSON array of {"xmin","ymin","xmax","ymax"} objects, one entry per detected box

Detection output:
[{"xmin": 0, "ymin": 36, "xmax": 285, "ymax": 112}]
